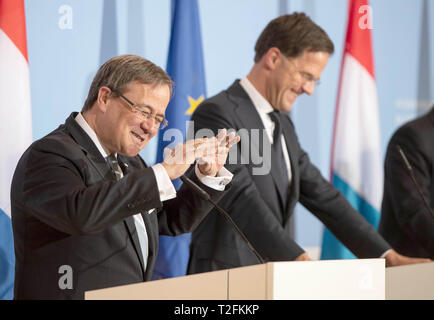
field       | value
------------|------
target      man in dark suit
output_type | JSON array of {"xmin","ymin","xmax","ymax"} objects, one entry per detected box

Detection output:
[
  {"xmin": 11, "ymin": 54, "xmax": 239, "ymax": 299},
  {"xmin": 187, "ymin": 13, "xmax": 430, "ymax": 275},
  {"xmin": 380, "ymin": 106, "xmax": 434, "ymax": 259}
]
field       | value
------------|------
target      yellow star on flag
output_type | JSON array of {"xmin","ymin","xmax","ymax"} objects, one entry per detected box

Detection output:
[{"xmin": 185, "ymin": 95, "xmax": 204, "ymax": 115}]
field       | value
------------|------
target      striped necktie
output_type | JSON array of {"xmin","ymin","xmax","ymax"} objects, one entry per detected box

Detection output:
[
  {"xmin": 107, "ymin": 154, "xmax": 122, "ymax": 180},
  {"xmin": 106, "ymin": 154, "xmax": 149, "ymax": 271}
]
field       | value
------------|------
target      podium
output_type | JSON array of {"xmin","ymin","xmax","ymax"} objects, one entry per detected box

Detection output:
[
  {"xmin": 386, "ymin": 261, "xmax": 434, "ymax": 300},
  {"xmin": 85, "ymin": 259, "xmax": 385, "ymax": 300}
]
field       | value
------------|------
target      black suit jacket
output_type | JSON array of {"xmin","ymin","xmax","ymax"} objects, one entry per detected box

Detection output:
[
  {"xmin": 187, "ymin": 80, "xmax": 391, "ymax": 273},
  {"xmin": 379, "ymin": 107, "xmax": 434, "ymax": 258},
  {"xmin": 11, "ymin": 112, "xmax": 225, "ymax": 299}
]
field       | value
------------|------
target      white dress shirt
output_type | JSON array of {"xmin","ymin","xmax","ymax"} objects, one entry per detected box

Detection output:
[
  {"xmin": 75, "ymin": 112, "xmax": 233, "ymax": 196},
  {"xmin": 74, "ymin": 112, "xmax": 233, "ymax": 268},
  {"xmin": 239, "ymin": 77, "xmax": 292, "ymax": 184},
  {"xmin": 238, "ymin": 79, "xmax": 391, "ymax": 260}
]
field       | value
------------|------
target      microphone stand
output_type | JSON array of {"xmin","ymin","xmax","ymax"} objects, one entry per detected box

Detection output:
[
  {"xmin": 397, "ymin": 145, "xmax": 434, "ymax": 219},
  {"xmin": 180, "ymin": 175, "xmax": 266, "ymax": 264}
]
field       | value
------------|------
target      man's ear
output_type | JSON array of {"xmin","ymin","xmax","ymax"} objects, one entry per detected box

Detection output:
[
  {"xmin": 262, "ymin": 47, "xmax": 281, "ymax": 71},
  {"xmin": 96, "ymin": 86, "xmax": 111, "ymax": 113}
]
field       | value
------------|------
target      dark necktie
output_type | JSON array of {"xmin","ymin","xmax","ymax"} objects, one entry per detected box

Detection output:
[
  {"xmin": 106, "ymin": 154, "xmax": 148, "ymax": 270},
  {"xmin": 268, "ymin": 111, "xmax": 290, "ymax": 208},
  {"xmin": 107, "ymin": 154, "xmax": 122, "ymax": 181}
]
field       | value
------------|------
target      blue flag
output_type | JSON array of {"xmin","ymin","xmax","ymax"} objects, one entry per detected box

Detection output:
[
  {"xmin": 152, "ymin": 0, "xmax": 207, "ymax": 279},
  {"xmin": 0, "ymin": 210, "xmax": 15, "ymax": 299}
]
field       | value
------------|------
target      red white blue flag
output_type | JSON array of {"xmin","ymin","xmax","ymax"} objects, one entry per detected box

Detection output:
[
  {"xmin": 321, "ymin": 0, "xmax": 383, "ymax": 259},
  {"xmin": 0, "ymin": 0, "xmax": 32, "ymax": 299}
]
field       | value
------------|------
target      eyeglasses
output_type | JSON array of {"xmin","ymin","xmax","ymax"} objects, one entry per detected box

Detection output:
[
  {"xmin": 297, "ymin": 70, "xmax": 321, "ymax": 87},
  {"xmin": 281, "ymin": 55, "xmax": 321, "ymax": 88},
  {"xmin": 110, "ymin": 89, "xmax": 168, "ymax": 129}
]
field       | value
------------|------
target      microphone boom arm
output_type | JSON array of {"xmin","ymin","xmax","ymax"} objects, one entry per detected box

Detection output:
[
  {"xmin": 396, "ymin": 145, "xmax": 434, "ymax": 219},
  {"xmin": 180, "ymin": 175, "xmax": 266, "ymax": 264}
]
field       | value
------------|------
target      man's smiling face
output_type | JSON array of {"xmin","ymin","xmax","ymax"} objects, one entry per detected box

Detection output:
[
  {"xmin": 267, "ymin": 49, "xmax": 329, "ymax": 112},
  {"xmin": 97, "ymin": 80, "xmax": 170, "ymax": 157}
]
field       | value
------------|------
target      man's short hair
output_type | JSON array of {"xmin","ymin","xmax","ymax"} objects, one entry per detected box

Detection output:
[
  {"xmin": 254, "ymin": 13, "xmax": 334, "ymax": 62},
  {"xmin": 82, "ymin": 54, "xmax": 173, "ymax": 112}
]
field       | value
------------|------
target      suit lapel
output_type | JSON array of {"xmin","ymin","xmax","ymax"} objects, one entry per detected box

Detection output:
[
  {"xmin": 66, "ymin": 114, "xmax": 148, "ymax": 279},
  {"xmin": 118, "ymin": 155, "xmax": 147, "ymax": 279},
  {"xmin": 229, "ymin": 82, "xmax": 288, "ymax": 213},
  {"xmin": 281, "ymin": 114, "xmax": 300, "ymax": 221},
  {"xmin": 140, "ymin": 211, "xmax": 158, "ymax": 280},
  {"xmin": 65, "ymin": 113, "xmax": 113, "ymax": 181},
  {"xmin": 230, "ymin": 82, "xmax": 266, "ymax": 142},
  {"xmin": 234, "ymin": 97, "xmax": 267, "ymax": 160},
  {"xmin": 123, "ymin": 216, "xmax": 146, "ymax": 279}
]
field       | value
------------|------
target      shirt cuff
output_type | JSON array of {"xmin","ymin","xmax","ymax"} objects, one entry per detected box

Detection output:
[
  {"xmin": 151, "ymin": 163, "xmax": 177, "ymax": 202},
  {"xmin": 194, "ymin": 164, "xmax": 233, "ymax": 191}
]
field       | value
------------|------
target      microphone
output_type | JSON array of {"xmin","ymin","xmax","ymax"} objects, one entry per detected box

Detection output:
[
  {"xmin": 180, "ymin": 175, "xmax": 266, "ymax": 264},
  {"xmin": 396, "ymin": 145, "xmax": 434, "ymax": 219}
]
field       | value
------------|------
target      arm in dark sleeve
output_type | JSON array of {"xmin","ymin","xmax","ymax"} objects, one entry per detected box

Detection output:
[
  {"xmin": 383, "ymin": 127, "xmax": 434, "ymax": 253},
  {"xmin": 293, "ymin": 125, "xmax": 391, "ymax": 258},
  {"xmin": 188, "ymin": 102, "xmax": 305, "ymax": 261},
  {"xmin": 157, "ymin": 171, "xmax": 228, "ymax": 236},
  {"xmin": 15, "ymin": 142, "xmax": 162, "ymax": 236}
]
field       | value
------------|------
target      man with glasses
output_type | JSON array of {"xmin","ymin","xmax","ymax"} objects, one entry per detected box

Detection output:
[
  {"xmin": 11, "ymin": 54, "xmax": 239, "ymax": 299},
  {"xmin": 187, "ymin": 13, "xmax": 429, "ymax": 275}
]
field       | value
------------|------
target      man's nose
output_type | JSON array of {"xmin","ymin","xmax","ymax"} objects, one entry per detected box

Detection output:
[
  {"xmin": 140, "ymin": 116, "xmax": 157, "ymax": 134},
  {"xmin": 302, "ymin": 80, "xmax": 315, "ymax": 96}
]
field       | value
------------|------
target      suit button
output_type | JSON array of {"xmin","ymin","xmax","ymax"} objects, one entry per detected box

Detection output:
[{"xmin": 127, "ymin": 203, "xmax": 134, "ymax": 209}]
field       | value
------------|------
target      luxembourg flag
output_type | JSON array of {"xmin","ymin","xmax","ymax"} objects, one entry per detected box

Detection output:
[
  {"xmin": 321, "ymin": 0, "xmax": 383, "ymax": 259},
  {"xmin": 0, "ymin": 0, "xmax": 32, "ymax": 299}
]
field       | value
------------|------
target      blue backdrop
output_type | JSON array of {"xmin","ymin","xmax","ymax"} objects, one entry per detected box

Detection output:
[{"xmin": 23, "ymin": 0, "xmax": 433, "ymax": 256}]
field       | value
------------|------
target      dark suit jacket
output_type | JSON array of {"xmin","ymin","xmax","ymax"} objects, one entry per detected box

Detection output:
[
  {"xmin": 187, "ymin": 80, "xmax": 391, "ymax": 274},
  {"xmin": 379, "ymin": 107, "xmax": 434, "ymax": 258},
  {"xmin": 11, "ymin": 112, "xmax": 225, "ymax": 299}
]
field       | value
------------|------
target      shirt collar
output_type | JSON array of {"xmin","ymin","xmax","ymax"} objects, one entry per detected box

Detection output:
[
  {"xmin": 74, "ymin": 112, "xmax": 113, "ymax": 159},
  {"xmin": 239, "ymin": 76, "xmax": 274, "ymax": 115}
]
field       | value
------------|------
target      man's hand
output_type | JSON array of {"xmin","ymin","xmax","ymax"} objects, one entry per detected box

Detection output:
[
  {"xmin": 160, "ymin": 129, "xmax": 240, "ymax": 180},
  {"xmin": 384, "ymin": 249, "xmax": 431, "ymax": 267},
  {"xmin": 294, "ymin": 252, "xmax": 312, "ymax": 261},
  {"xmin": 160, "ymin": 138, "xmax": 208, "ymax": 180},
  {"xmin": 196, "ymin": 129, "xmax": 240, "ymax": 177}
]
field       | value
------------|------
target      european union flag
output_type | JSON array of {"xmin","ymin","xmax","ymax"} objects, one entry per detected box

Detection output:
[{"xmin": 152, "ymin": 0, "xmax": 207, "ymax": 279}]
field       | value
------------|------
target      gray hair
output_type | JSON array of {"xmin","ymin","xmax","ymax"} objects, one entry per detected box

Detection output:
[{"xmin": 82, "ymin": 54, "xmax": 173, "ymax": 112}]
